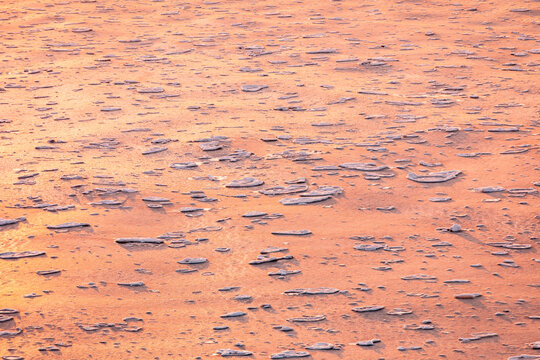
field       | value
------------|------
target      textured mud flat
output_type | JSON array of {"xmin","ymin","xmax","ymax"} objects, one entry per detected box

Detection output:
[{"xmin": 0, "ymin": 0, "xmax": 539, "ymax": 359}]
